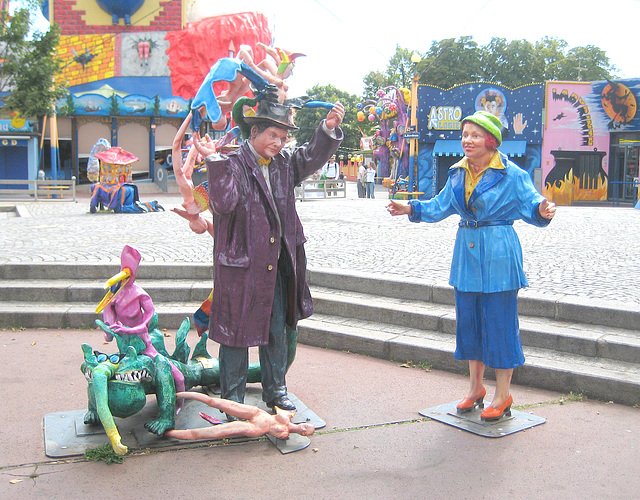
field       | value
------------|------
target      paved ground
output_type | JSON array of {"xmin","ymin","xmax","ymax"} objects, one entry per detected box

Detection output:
[
  {"xmin": 1, "ymin": 181, "xmax": 639, "ymax": 307},
  {"xmin": 1, "ymin": 183, "xmax": 640, "ymax": 498},
  {"xmin": 1, "ymin": 328, "xmax": 639, "ymax": 499}
]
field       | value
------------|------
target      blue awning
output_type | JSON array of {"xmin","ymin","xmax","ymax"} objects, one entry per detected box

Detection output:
[
  {"xmin": 433, "ymin": 140, "xmax": 528, "ymax": 157},
  {"xmin": 433, "ymin": 140, "xmax": 463, "ymax": 156},
  {"xmin": 499, "ymin": 141, "xmax": 527, "ymax": 157}
]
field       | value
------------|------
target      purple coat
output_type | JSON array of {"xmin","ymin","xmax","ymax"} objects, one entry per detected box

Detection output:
[{"xmin": 206, "ymin": 122, "xmax": 343, "ymax": 348}]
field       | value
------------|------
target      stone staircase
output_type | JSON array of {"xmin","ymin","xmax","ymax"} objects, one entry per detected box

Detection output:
[{"xmin": 1, "ymin": 263, "xmax": 639, "ymax": 406}]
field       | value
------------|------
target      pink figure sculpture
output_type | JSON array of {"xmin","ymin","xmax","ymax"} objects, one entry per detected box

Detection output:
[
  {"xmin": 208, "ymin": 43, "xmax": 304, "ymax": 131},
  {"xmin": 164, "ymin": 391, "xmax": 315, "ymax": 441},
  {"xmin": 170, "ymin": 112, "xmax": 215, "ymax": 233},
  {"xmin": 137, "ymin": 41, "xmax": 151, "ymax": 65},
  {"xmin": 96, "ymin": 245, "xmax": 186, "ymax": 394}
]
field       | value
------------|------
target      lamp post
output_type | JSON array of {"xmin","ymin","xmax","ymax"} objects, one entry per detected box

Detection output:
[{"xmin": 408, "ymin": 53, "xmax": 421, "ymax": 195}]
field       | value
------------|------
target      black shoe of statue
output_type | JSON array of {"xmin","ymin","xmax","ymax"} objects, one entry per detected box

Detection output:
[{"xmin": 266, "ymin": 395, "xmax": 296, "ymax": 412}]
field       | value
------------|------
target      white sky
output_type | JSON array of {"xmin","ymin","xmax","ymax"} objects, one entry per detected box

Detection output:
[
  {"xmin": 269, "ymin": 0, "xmax": 640, "ymax": 96},
  {"xmin": 18, "ymin": 0, "xmax": 640, "ymax": 97}
]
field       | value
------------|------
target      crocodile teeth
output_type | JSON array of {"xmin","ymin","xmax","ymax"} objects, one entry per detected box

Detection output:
[{"xmin": 111, "ymin": 369, "xmax": 152, "ymax": 382}]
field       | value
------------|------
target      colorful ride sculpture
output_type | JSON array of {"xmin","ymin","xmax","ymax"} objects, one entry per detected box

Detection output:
[
  {"xmin": 357, "ymin": 87, "xmax": 411, "ymax": 180},
  {"xmin": 82, "ymin": 245, "xmax": 297, "ymax": 455},
  {"xmin": 89, "ymin": 147, "xmax": 163, "ymax": 213}
]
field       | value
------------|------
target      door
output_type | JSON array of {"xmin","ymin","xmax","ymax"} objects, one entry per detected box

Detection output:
[
  {"xmin": 0, "ymin": 140, "xmax": 28, "ymax": 188},
  {"xmin": 609, "ymin": 142, "xmax": 639, "ymax": 202}
]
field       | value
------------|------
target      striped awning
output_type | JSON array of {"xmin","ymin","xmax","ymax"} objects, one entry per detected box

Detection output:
[{"xmin": 433, "ymin": 140, "xmax": 527, "ymax": 157}]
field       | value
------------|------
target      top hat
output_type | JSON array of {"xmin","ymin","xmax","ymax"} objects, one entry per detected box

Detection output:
[
  {"xmin": 243, "ymin": 99, "xmax": 298, "ymax": 131},
  {"xmin": 242, "ymin": 84, "xmax": 298, "ymax": 131}
]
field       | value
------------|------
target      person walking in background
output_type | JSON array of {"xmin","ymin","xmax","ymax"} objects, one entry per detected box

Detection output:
[
  {"xmin": 365, "ymin": 162, "xmax": 376, "ymax": 198},
  {"xmin": 386, "ymin": 110, "xmax": 555, "ymax": 422},
  {"xmin": 323, "ymin": 155, "xmax": 340, "ymax": 196},
  {"xmin": 357, "ymin": 162, "xmax": 367, "ymax": 198}
]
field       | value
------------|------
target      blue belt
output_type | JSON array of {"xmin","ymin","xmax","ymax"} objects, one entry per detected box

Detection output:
[{"xmin": 458, "ymin": 220, "xmax": 513, "ymax": 228}]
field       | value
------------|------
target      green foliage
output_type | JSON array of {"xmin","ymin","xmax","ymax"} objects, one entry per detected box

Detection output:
[
  {"xmin": 418, "ymin": 37, "xmax": 483, "ymax": 87},
  {"xmin": 109, "ymin": 94, "xmax": 120, "ymax": 116},
  {"xmin": 153, "ymin": 95, "xmax": 161, "ymax": 117},
  {"xmin": 0, "ymin": 8, "xmax": 66, "ymax": 118},
  {"xmin": 514, "ymin": 392, "xmax": 586, "ymax": 410},
  {"xmin": 363, "ymin": 70, "xmax": 393, "ymax": 101},
  {"xmin": 399, "ymin": 360, "xmax": 432, "ymax": 371},
  {"xmin": 363, "ymin": 45, "xmax": 422, "ymax": 99},
  {"xmin": 61, "ymin": 93, "xmax": 75, "ymax": 116},
  {"xmin": 293, "ymin": 84, "xmax": 364, "ymax": 153},
  {"xmin": 365, "ymin": 36, "xmax": 616, "ymax": 91},
  {"xmin": 84, "ymin": 444, "xmax": 126, "ymax": 465}
]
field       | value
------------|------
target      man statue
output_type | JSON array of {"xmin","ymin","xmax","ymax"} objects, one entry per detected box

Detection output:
[{"xmin": 191, "ymin": 93, "xmax": 344, "ymax": 413}]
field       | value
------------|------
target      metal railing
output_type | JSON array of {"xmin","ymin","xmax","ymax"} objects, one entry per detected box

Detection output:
[
  {"xmin": 609, "ymin": 180, "xmax": 638, "ymax": 207},
  {"xmin": 0, "ymin": 177, "xmax": 77, "ymax": 201},
  {"xmin": 295, "ymin": 179, "xmax": 347, "ymax": 201}
]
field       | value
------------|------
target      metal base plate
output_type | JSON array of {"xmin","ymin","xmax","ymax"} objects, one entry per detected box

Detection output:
[
  {"xmin": 43, "ymin": 389, "xmax": 325, "ymax": 458},
  {"xmin": 419, "ymin": 400, "xmax": 546, "ymax": 438}
]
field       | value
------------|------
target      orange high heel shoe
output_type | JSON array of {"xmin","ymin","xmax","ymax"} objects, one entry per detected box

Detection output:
[
  {"xmin": 480, "ymin": 395, "xmax": 513, "ymax": 421},
  {"xmin": 456, "ymin": 387, "xmax": 487, "ymax": 413}
]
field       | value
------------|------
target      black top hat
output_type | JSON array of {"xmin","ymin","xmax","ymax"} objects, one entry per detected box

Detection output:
[
  {"xmin": 243, "ymin": 100, "xmax": 298, "ymax": 130},
  {"xmin": 243, "ymin": 84, "xmax": 298, "ymax": 131}
]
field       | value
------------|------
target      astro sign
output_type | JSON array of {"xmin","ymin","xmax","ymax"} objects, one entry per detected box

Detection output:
[{"xmin": 427, "ymin": 106, "xmax": 463, "ymax": 130}]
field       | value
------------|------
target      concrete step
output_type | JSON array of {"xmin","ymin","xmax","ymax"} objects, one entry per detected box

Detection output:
[
  {"xmin": 309, "ymin": 287, "xmax": 640, "ymax": 365},
  {"xmin": 307, "ymin": 268, "xmax": 640, "ymax": 331},
  {"xmin": 3, "ymin": 279, "xmax": 638, "ymax": 366},
  {"xmin": 0, "ymin": 262, "xmax": 213, "ymax": 280},
  {"xmin": 0, "ymin": 279, "xmax": 212, "ymax": 304},
  {"xmin": 1, "ymin": 264, "xmax": 639, "ymax": 405},
  {"xmin": 0, "ymin": 301, "xmax": 200, "ymax": 329},
  {"xmin": 298, "ymin": 313, "xmax": 640, "ymax": 406}
]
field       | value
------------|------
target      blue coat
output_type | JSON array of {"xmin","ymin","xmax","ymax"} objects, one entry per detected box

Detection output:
[
  {"xmin": 206, "ymin": 123, "xmax": 342, "ymax": 348},
  {"xmin": 408, "ymin": 153, "xmax": 550, "ymax": 293}
]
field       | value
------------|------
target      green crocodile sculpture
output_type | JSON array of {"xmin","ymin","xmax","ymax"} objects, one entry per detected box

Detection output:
[{"xmin": 81, "ymin": 315, "xmax": 297, "ymax": 455}]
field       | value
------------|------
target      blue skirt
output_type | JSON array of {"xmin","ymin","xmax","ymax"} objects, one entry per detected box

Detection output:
[{"xmin": 454, "ymin": 289, "xmax": 525, "ymax": 369}]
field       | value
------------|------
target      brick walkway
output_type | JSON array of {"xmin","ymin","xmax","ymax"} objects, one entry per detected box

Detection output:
[{"xmin": 1, "ymin": 182, "xmax": 639, "ymax": 307}]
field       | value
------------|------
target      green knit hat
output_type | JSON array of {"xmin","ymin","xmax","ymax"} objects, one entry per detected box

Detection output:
[{"xmin": 462, "ymin": 111, "xmax": 502, "ymax": 146}]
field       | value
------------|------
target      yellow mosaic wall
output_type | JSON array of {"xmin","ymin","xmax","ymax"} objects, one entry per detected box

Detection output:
[{"xmin": 57, "ymin": 34, "xmax": 116, "ymax": 87}]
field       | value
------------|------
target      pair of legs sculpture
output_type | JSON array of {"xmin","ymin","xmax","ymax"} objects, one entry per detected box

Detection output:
[
  {"xmin": 457, "ymin": 362, "xmax": 514, "ymax": 421},
  {"xmin": 454, "ymin": 290, "xmax": 520, "ymax": 421}
]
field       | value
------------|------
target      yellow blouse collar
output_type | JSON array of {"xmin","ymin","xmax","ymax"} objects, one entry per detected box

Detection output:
[{"xmin": 454, "ymin": 151, "xmax": 505, "ymax": 175}]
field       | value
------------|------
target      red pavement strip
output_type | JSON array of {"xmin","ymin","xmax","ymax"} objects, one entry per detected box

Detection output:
[{"xmin": 1, "ymin": 328, "xmax": 639, "ymax": 498}]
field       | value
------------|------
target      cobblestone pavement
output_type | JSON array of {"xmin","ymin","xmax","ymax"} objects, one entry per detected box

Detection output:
[{"xmin": 1, "ymin": 182, "xmax": 639, "ymax": 307}]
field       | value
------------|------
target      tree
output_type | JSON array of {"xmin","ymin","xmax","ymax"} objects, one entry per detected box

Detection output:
[
  {"xmin": 404, "ymin": 36, "xmax": 616, "ymax": 89},
  {"xmin": 557, "ymin": 45, "xmax": 614, "ymax": 81},
  {"xmin": 418, "ymin": 37, "xmax": 483, "ymax": 88},
  {"xmin": 362, "ymin": 46, "xmax": 421, "ymax": 99},
  {"xmin": 385, "ymin": 46, "xmax": 416, "ymax": 90},
  {"xmin": 363, "ymin": 70, "xmax": 393, "ymax": 101},
  {"xmin": 533, "ymin": 36, "xmax": 569, "ymax": 81},
  {"xmin": 293, "ymin": 84, "xmax": 364, "ymax": 153},
  {"xmin": 481, "ymin": 38, "xmax": 541, "ymax": 87},
  {"xmin": 0, "ymin": 7, "xmax": 65, "ymax": 119}
]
